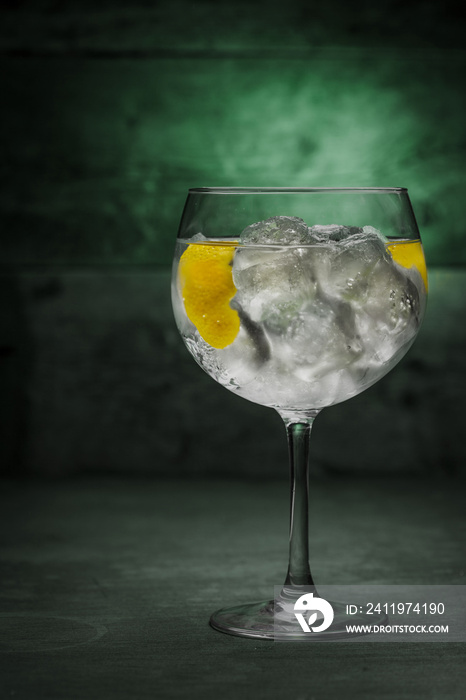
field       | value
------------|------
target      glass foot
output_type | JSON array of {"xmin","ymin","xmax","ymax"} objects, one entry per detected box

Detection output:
[{"xmin": 210, "ymin": 594, "xmax": 389, "ymax": 641}]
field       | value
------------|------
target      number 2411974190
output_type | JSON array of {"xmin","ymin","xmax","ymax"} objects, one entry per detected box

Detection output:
[{"xmin": 365, "ymin": 602, "xmax": 445, "ymax": 615}]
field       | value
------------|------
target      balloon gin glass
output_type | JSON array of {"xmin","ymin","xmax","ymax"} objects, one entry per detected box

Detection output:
[{"xmin": 171, "ymin": 188, "xmax": 427, "ymax": 639}]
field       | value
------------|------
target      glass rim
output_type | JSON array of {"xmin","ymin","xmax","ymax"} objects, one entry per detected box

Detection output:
[{"xmin": 188, "ymin": 187, "xmax": 408, "ymax": 194}]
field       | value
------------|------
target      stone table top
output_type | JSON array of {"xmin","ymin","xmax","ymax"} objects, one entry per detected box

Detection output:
[{"xmin": 0, "ymin": 476, "xmax": 465, "ymax": 699}]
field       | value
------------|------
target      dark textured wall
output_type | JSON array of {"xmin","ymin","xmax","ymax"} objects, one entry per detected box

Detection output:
[
  {"xmin": 1, "ymin": 1, "xmax": 465, "ymax": 477},
  {"xmin": 1, "ymin": 0, "xmax": 466, "ymax": 266},
  {"xmin": 0, "ymin": 268, "xmax": 463, "ymax": 478}
]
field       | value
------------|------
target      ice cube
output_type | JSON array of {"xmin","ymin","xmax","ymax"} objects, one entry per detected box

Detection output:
[
  {"xmin": 232, "ymin": 246, "xmax": 318, "ymax": 327},
  {"xmin": 272, "ymin": 292, "xmax": 363, "ymax": 373},
  {"xmin": 240, "ymin": 216, "xmax": 310, "ymax": 245},
  {"xmin": 310, "ymin": 225, "xmax": 420, "ymax": 363},
  {"xmin": 308, "ymin": 224, "xmax": 364, "ymax": 243},
  {"xmin": 356, "ymin": 257, "xmax": 421, "ymax": 347},
  {"xmin": 315, "ymin": 226, "xmax": 391, "ymax": 301},
  {"xmin": 235, "ymin": 217, "xmax": 319, "ymax": 327}
]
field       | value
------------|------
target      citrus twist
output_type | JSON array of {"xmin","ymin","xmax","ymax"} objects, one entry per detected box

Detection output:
[
  {"xmin": 387, "ymin": 240, "xmax": 428, "ymax": 291},
  {"xmin": 179, "ymin": 242, "xmax": 240, "ymax": 349}
]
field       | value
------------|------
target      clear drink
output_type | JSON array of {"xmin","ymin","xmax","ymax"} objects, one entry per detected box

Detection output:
[{"xmin": 171, "ymin": 223, "xmax": 427, "ymax": 412}]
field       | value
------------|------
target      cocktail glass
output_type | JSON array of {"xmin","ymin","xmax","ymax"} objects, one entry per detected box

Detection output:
[{"xmin": 171, "ymin": 187, "xmax": 427, "ymax": 639}]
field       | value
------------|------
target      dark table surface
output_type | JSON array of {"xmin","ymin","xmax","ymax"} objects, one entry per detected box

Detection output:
[{"xmin": 0, "ymin": 475, "xmax": 465, "ymax": 699}]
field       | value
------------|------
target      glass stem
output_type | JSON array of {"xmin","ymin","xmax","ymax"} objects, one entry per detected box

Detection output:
[{"xmin": 279, "ymin": 410, "xmax": 319, "ymax": 588}]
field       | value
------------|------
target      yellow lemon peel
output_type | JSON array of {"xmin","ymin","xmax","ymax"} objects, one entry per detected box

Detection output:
[
  {"xmin": 179, "ymin": 242, "xmax": 240, "ymax": 349},
  {"xmin": 387, "ymin": 240, "xmax": 428, "ymax": 291}
]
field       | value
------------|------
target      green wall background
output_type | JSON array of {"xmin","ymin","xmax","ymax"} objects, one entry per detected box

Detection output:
[
  {"xmin": 1, "ymin": 0, "xmax": 466, "ymax": 266},
  {"xmin": 1, "ymin": 1, "xmax": 465, "ymax": 477}
]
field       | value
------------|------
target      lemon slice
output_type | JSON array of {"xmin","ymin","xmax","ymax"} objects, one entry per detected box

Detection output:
[
  {"xmin": 387, "ymin": 240, "xmax": 428, "ymax": 291},
  {"xmin": 179, "ymin": 242, "xmax": 240, "ymax": 349}
]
